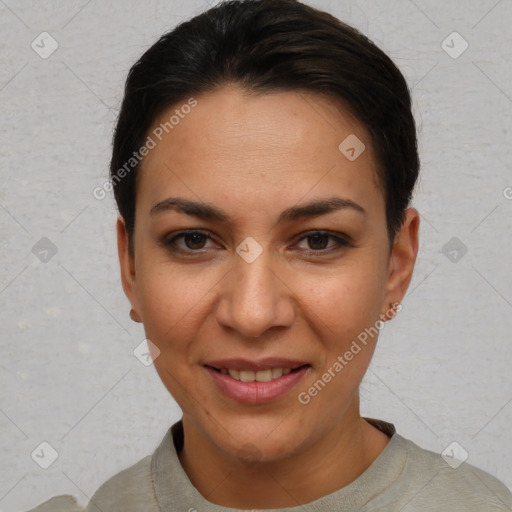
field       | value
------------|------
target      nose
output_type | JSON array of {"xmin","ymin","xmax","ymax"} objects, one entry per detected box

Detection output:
[{"xmin": 214, "ymin": 247, "xmax": 296, "ymax": 339}]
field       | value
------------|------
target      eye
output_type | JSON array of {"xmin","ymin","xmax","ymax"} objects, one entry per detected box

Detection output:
[
  {"xmin": 294, "ymin": 231, "xmax": 351, "ymax": 254},
  {"xmin": 160, "ymin": 229, "xmax": 352, "ymax": 257},
  {"xmin": 161, "ymin": 230, "xmax": 218, "ymax": 253}
]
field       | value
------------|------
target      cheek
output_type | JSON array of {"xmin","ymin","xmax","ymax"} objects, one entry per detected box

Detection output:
[
  {"xmin": 136, "ymin": 260, "xmax": 215, "ymax": 333},
  {"xmin": 135, "ymin": 264, "xmax": 214, "ymax": 405},
  {"xmin": 294, "ymin": 269, "xmax": 385, "ymax": 425},
  {"xmin": 297, "ymin": 262, "xmax": 387, "ymax": 339},
  {"xmin": 135, "ymin": 259, "xmax": 230, "ymax": 388}
]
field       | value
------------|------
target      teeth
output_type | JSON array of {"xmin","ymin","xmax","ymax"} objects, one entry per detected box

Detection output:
[
  {"xmin": 222, "ymin": 367, "xmax": 300, "ymax": 382},
  {"xmin": 255, "ymin": 369, "xmax": 272, "ymax": 382},
  {"xmin": 239, "ymin": 370, "xmax": 255, "ymax": 382},
  {"xmin": 272, "ymin": 368, "xmax": 283, "ymax": 379},
  {"xmin": 228, "ymin": 369, "xmax": 240, "ymax": 380}
]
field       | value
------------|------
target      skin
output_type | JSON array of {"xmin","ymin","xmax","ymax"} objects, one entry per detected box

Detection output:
[{"xmin": 117, "ymin": 86, "xmax": 419, "ymax": 508}]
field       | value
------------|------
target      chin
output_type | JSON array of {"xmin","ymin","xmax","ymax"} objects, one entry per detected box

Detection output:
[{"xmin": 203, "ymin": 411, "xmax": 310, "ymax": 463}]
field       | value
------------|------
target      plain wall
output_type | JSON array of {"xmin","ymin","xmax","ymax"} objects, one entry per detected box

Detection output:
[{"xmin": 1, "ymin": 0, "xmax": 511, "ymax": 509}]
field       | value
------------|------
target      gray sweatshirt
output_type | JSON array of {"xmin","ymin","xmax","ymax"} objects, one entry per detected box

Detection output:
[{"xmin": 28, "ymin": 418, "xmax": 512, "ymax": 511}]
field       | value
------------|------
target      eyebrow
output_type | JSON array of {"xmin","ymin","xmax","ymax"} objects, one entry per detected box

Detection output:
[{"xmin": 149, "ymin": 196, "xmax": 366, "ymax": 223}]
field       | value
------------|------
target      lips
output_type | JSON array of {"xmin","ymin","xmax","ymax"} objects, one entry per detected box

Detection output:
[{"xmin": 204, "ymin": 358, "xmax": 311, "ymax": 404}]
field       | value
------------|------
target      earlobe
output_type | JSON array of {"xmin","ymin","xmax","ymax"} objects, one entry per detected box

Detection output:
[{"xmin": 384, "ymin": 208, "xmax": 420, "ymax": 308}]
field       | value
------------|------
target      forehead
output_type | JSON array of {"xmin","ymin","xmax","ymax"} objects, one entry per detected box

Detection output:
[{"xmin": 137, "ymin": 86, "xmax": 383, "ymax": 223}]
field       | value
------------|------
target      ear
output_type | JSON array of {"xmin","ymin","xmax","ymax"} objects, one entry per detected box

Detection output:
[
  {"xmin": 116, "ymin": 216, "xmax": 141, "ymax": 321},
  {"xmin": 382, "ymin": 208, "xmax": 420, "ymax": 316}
]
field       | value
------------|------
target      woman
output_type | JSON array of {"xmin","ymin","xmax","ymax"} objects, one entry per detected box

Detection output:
[{"xmin": 30, "ymin": 0, "xmax": 511, "ymax": 510}]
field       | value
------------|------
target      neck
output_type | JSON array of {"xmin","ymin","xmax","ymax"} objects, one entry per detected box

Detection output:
[{"xmin": 178, "ymin": 403, "xmax": 390, "ymax": 508}]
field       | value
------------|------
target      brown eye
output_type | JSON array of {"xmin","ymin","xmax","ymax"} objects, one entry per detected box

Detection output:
[
  {"xmin": 307, "ymin": 233, "xmax": 330, "ymax": 250},
  {"xmin": 182, "ymin": 232, "xmax": 208, "ymax": 250},
  {"xmin": 295, "ymin": 231, "xmax": 351, "ymax": 254},
  {"xmin": 162, "ymin": 230, "xmax": 216, "ymax": 253}
]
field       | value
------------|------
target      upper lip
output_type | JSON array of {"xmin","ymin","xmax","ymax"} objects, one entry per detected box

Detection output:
[{"xmin": 204, "ymin": 358, "xmax": 310, "ymax": 371}]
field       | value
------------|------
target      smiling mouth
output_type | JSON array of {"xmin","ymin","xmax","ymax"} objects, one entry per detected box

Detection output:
[{"xmin": 205, "ymin": 364, "xmax": 311, "ymax": 383}]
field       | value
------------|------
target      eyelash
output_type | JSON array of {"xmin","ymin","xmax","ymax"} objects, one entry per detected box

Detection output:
[{"xmin": 160, "ymin": 230, "xmax": 352, "ymax": 257}]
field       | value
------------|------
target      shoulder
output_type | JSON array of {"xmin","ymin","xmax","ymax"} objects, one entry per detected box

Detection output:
[
  {"xmin": 26, "ymin": 495, "xmax": 84, "ymax": 512},
  {"xmin": 26, "ymin": 426, "xmax": 178, "ymax": 512},
  {"xmin": 397, "ymin": 435, "xmax": 512, "ymax": 511},
  {"xmin": 84, "ymin": 454, "xmax": 158, "ymax": 512},
  {"xmin": 25, "ymin": 455, "xmax": 156, "ymax": 512}
]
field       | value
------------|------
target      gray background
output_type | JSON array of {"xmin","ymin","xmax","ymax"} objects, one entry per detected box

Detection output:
[{"xmin": 1, "ymin": 0, "xmax": 511, "ymax": 510}]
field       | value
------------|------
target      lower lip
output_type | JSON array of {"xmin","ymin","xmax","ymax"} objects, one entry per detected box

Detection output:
[{"xmin": 205, "ymin": 366, "xmax": 310, "ymax": 404}]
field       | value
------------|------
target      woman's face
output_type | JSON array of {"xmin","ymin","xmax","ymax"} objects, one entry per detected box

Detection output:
[{"xmin": 118, "ymin": 86, "xmax": 418, "ymax": 462}]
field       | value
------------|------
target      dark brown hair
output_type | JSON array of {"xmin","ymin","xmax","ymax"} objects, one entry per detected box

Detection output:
[{"xmin": 110, "ymin": 0, "xmax": 419, "ymax": 252}]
